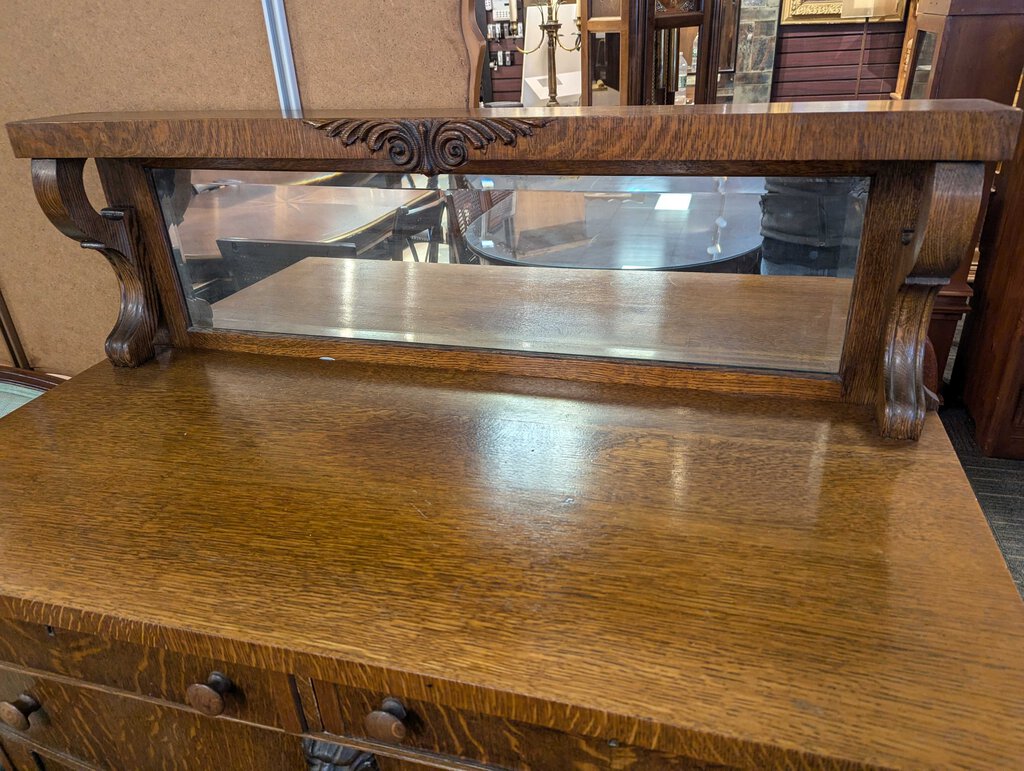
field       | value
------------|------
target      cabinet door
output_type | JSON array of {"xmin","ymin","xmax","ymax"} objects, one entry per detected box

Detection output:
[{"xmin": 0, "ymin": 665, "xmax": 306, "ymax": 771}]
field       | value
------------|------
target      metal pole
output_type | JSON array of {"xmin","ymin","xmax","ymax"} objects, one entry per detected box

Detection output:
[
  {"xmin": 542, "ymin": 20, "xmax": 561, "ymax": 106},
  {"xmin": 261, "ymin": 0, "xmax": 303, "ymax": 117}
]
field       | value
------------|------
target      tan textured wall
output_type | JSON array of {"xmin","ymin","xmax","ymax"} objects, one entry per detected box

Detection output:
[
  {"xmin": 2, "ymin": 1, "xmax": 472, "ymax": 375},
  {"xmin": 0, "ymin": 1, "xmax": 278, "ymax": 375},
  {"xmin": 288, "ymin": 0, "xmax": 474, "ymax": 110}
]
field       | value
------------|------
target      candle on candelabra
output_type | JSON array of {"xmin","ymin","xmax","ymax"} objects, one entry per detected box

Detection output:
[{"xmin": 510, "ymin": 0, "xmax": 517, "ymax": 24}]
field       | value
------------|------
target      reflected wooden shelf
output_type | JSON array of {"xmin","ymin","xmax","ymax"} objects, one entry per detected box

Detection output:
[
  {"xmin": 654, "ymin": 9, "xmax": 705, "ymax": 28},
  {"xmin": 210, "ymin": 258, "xmax": 852, "ymax": 375},
  {"xmin": 586, "ymin": 16, "xmax": 623, "ymax": 32}
]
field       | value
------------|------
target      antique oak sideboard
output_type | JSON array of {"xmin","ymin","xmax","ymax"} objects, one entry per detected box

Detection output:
[{"xmin": 1, "ymin": 102, "xmax": 1023, "ymax": 770}]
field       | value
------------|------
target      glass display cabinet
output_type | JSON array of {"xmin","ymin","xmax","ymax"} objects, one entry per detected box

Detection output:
[{"xmin": 3, "ymin": 101, "xmax": 1023, "ymax": 771}]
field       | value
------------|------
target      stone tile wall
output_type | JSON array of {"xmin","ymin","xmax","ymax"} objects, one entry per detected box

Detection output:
[{"xmin": 732, "ymin": 0, "xmax": 781, "ymax": 103}]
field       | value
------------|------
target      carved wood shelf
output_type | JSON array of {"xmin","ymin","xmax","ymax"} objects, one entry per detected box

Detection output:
[{"xmin": 7, "ymin": 101, "xmax": 1019, "ymax": 440}]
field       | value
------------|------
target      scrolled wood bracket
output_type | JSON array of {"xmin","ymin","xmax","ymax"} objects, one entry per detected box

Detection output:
[
  {"xmin": 31, "ymin": 158, "xmax": 158, "ymax": 367},
  {"xmin": 302, "ymin": 738, "xmax": 378, "ymax": 771},
  {"xmin": 878, "ymin": 162, "xmax": 986, "ymax": 440},
  {"xmin": 303, "ymin": 117, "xmax": 553, "ymax": 175}
]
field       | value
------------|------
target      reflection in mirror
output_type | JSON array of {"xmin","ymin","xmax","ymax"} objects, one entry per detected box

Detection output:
[
  {"xmin": 590, "ymin": 0, "xmax": 620, "ymax": 17},
  {"xmin": 909, "ymin": 30, "xmax": 937, "ymax": 100},
  {"xmin": 588, "ymin": 32, "xmax": 621, "ymax": 105},
  {"xmin": 154, "ymin": 170, "xmax": 868, "ymax": 375}
]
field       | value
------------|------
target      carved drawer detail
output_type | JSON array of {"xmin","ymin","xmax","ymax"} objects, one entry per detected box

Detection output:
[{"xmin": 0, "ymin": 617, "xmax": 300, "ymax": 733}]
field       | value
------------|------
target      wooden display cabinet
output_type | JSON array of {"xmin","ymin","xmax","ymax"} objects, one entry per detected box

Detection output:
[
  {"xmin": 893, "ymin": 0, "xmax": 1024, "ymax": 390},
  {"xmin": 894, "ymin": 0, "xmax": 1024, "ymax": 103},
  {"xmin": 1, "ymin": 101, "xmax": 1022, "ymax": 769},
  {"xmin": 580, "ymin": 0, "xmax": 724, "ymax": 105},
  {"xmin": 961, "ymin": 102, "xmax": 1024, "ymax": 458},
  {"xmin": 580, "ymin": 0, "xmax": 633, "ymax": 105}
]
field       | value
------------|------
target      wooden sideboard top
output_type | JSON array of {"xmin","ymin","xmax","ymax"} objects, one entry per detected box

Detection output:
[
  {"xmin": 0, "ymin": 350, "xmax": 1021, "ymax": 767},
  {"xmin": 7, "ymin": 100, "xmax": 1020, "ymax": 168}
]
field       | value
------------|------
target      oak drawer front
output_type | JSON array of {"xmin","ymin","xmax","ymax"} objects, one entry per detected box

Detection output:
[
  {"xmin": 316, "ymin": 681, "xmax": 728, "ymax": 771},
  {"xmin": 0, "ymin": 664, "xmax": 306, "ymax": 771},
  {"xmin": 314, "ymin": 682, "xmax": 735, "ymax": 771},
  {"xmin": 0, "ymin": 617, "xmax": 299, "ymax": 732},
  {"xmin": 314, "ymin": 680, "xmax": 605, "ymax": 769}
]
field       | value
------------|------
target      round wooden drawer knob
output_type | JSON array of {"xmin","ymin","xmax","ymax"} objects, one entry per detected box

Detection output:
[
  {"xmin": 0, "ymin": 694, "xmax": 40, "ymax": 731},
  {"xmin": 364, "ymin": 697, "xmax": 408, "ymax": 743},
  {"xmin": 185, "ymin": 672, "xmax": 233, "ymax": 717}
]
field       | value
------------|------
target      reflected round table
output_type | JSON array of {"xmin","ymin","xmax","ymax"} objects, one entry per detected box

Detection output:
[{"xmin": 463, "ymin": 184, "xmax": 765, "ymax": 272}]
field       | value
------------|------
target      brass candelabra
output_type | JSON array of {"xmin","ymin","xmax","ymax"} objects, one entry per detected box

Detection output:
[{"xmin": 516, "ymin": 0, "xmax": 582, "ymax": 106}]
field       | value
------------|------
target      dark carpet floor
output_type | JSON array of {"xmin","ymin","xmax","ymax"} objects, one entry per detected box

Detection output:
[{"xmin": 941, "ymin": 407, "xmax": 1024, "ymax": 596}]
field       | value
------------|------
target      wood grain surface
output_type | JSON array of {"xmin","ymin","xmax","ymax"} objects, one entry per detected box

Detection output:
[
  {"xmin": 316, "ymin": 680, "xmax": 614, "ymax": 769},
  {"xmin": 877, "ymin": 163, "xmax": 985, "ymax": 440},
  {"xmin": 98, "ymin": 159, "xmax": 193, "ymax": 350},
  {"xmin": 0, "ymin": 732, "xmax": 96, "ymax": 771},
  {"xmin": 188, "ymin": 328, "xmax": 843, "ymax": 402},
  {"xmin": 838, "ymin": 164, "xmax": 926, "ymax": 405},
  {"xmin": 0, "ymin": 350, "xmax": 1021, "ymax": 768},
  {"xmin": 7, "ymin": 101, "xmax": 1020, "ymax": 171},
  {"xmin": 209, "ymin": 258, "xmax": 852, "ymax": 374}
]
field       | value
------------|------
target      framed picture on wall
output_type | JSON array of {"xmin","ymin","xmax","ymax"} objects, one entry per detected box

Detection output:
[{"xmin": 781, "ymin": 0, "xmax": 908, "ymax": 25}]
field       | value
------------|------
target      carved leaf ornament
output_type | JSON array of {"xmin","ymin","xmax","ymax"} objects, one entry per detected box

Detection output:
[{"xmin": 304, "ymin": 117, "xmax": 552, "ymax": 175}]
